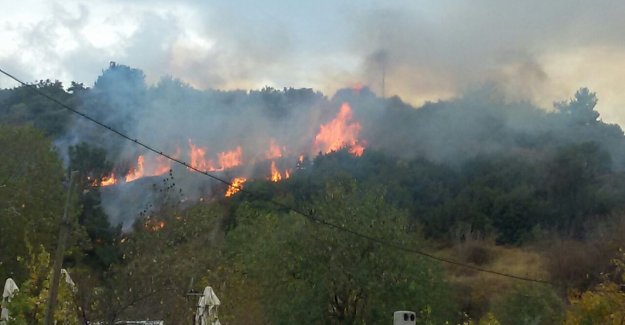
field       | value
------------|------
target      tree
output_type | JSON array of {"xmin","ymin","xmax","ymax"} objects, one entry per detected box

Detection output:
[
  {"xmin": 0, "ymin": 126, "xmax": 68, "ymax": 280},
  {"xmin": 555, "ymin": 88, "xmax": 600, "ymax": 125},
  {"xmin": 0, "ymin": 80, "xmax": 73, "ymax": 137},
  {"xmin": 491, "ymin": 284, "xmax": 564, "ymax": 325},
  {"xmin": 545, "ymin": 142, "xmax": 612, "ymax": 233},
  {"xmin": 7, "ymin": 245, "xmax": 80, "ymax": 324},
  {"xmin": 565, "ymin": 251, "xmax": 625, "ymax": 324},
  {"xmin": 227, "ymin": 178, "xmax": 455, "ymax": 324}
]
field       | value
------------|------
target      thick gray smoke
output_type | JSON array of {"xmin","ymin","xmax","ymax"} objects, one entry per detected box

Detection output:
[{"xmin": 55, "ymin": 63, "xmax": 625, "ymax": 229}]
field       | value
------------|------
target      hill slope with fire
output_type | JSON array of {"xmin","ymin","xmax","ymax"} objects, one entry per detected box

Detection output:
[{"xmin": 2, "ymin": 64, "xmax": 625, "ymax": 323}]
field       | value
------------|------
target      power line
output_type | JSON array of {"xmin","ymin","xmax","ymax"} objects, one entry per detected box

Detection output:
[{"xmin": 0, "ymin": 67, "xmax": 552, "ymax": 285}]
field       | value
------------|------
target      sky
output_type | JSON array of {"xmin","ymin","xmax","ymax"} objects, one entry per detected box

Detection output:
[{"xmin": 1, "ymin": 0, "xmax": 625, "ymax": 126}]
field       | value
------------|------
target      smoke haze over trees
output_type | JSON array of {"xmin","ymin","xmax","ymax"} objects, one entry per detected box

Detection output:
[{"xmin": 2, "ymin": 62, "xmax": 625, "ymax": 323}]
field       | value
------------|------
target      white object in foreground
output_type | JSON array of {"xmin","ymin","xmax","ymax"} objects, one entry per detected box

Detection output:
[{"xmin": 195, "ymin": 286, "xmax": 221, "ymax": 325}]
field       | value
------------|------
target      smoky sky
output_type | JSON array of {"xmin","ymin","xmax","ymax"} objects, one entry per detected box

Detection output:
[{"xmin": 2, "ymin": 0, "xmax": 625, "ymax": 124}]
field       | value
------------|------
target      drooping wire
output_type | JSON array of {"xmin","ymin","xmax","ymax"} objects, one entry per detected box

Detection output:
[{"xmin": 0, "ymin": 67, "xmax": 552, "ymax": 285}]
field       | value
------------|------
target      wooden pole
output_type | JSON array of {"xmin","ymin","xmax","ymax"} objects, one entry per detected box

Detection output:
[{"xmin": 44, "ymin": 170, "xmax": 78, "ymax": 325}]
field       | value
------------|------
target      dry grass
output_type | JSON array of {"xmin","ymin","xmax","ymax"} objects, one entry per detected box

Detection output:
[{"xmin": 436, "ymin": 240, "xmax": 549, "ymax": 319}]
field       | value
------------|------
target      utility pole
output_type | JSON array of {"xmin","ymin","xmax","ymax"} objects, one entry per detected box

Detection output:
[{"xmin": 44, "ymin": 170, "xmax": 78, "ymax": 325}]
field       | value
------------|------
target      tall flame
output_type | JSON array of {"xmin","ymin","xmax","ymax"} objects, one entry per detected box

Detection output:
[
  {"xmin": 269, "ymin": 161, "xmax": 291, "ymax": 182},
  {"xmin": 270, "ymin": 161, "xmax": 282, "ymax": 182},
  {"xmin": 188, "ymin": 140, "xmax": 216, "ymax": 171},
  {"xmin": 313, "ymin": 102, "xmax": 365, "ymax": 156},
  {"xmin": 125, "ymin": 155, "xmax": 145, "ymax": 182},
  {"xmin": 225, "ymin": 177, "xmax": 247, "ymax": 197}
]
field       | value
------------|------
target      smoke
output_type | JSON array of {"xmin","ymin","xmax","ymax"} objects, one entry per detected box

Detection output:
[
  {"xmin": 3, "ymin": 1, "xmax": 625, "ymax": 124},
  {"xmin": 49, "ymin": 62, "xmax": 624, "ymax": 229},
  {"xmin": 4, "ymin": 1, "xmax": 625, "ymax": 227},
  {"xmin": 345, "ymin": 1, "xmax": 625, "ymax": 121}
]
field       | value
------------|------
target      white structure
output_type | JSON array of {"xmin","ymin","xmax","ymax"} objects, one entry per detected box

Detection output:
[
  {"xmin": 1, "ymin": 278, "xmax": 19, "ymax": 324},
  {"xmin": 61, "ymin": 269, "xmax": 77, "ymax": 293},
  {"xmin": 195, "ymin": 286, "xmax": 221, "ymax": 325},
  {"xmin": 393, "ymin": 311, "xmax": 416, "ymax": 325}
]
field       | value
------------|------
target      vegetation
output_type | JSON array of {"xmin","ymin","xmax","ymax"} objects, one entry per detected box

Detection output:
[{"xmin": 2, "ymin": 64, "xmax": 625, "ymax": 323}]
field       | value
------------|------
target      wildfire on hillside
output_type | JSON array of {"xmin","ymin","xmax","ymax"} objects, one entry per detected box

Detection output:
[
  {"xmin": 94, "ymin": 102, "xmax": 365, "ymax": 190},
  {"xmin": 314, "ymin": 102, "xmax": 365, "ymax": 156}
]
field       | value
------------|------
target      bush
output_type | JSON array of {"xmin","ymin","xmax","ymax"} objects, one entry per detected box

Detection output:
[{"xmin": 492, "ymin": 285, "xmax": 564, "ymax": 325}]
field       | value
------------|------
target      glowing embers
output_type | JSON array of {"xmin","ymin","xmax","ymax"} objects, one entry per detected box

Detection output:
[
  {"xmin": 144, "ymin": 218, "xmax": 166, "ymax": 232},
  {"xmin": 225, "ymin": 177, "xmax": 247, "ymax": 197},
  {"xmin": 313, "ymin": 102, "xmax": 365, "ymax": 156}
]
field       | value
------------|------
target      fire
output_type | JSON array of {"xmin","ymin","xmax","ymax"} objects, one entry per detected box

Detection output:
[
  {"xmin": 269, "ymin": 161, "xmax": 291, "ymax": 182},
  {"xmin": 270, "ymin": 161, "xmax": 282, "ymax": 182},
  {"xmin": 188, "ymin": 140, "xmax": 243, "ymax": 171},
  {"xmin": 225, "ymin": 177, "xmax": 247, "ymax": 197},
  {"xmin": 125, "ymin": 154, "xmax": 171, "ymax": 183},
  {"xmin": 189, "ymin": 140, "xmax": 216, "ymax": 171},
  {"xmin": 151, "ymin": 155, "xmax": 172, "ymax": 176},
  {"xmin": 100, "ymin": 173, "xmax": 117, "ymax": 186},
  {"xmin": 313, "ymin": 102, "xmax": 365, "ymax": 156},
  {"xmin": 103, "ymin": 104, "xmax": 368, "ymax": 189},
  {"xmin": 349, "ymin": 144, "xmax": 365, "ymax": 156},
  {"xmin": 144, "ymin": 218, "xmax": 166, "ymax": 232},
  {"xmin": 217, "ymin": 146, "xmax": 243, "ymax": 170},
  {"xmin": 125, "ymin": 155, "xmax": 145, "ymax": 182},
  {"xmin": 266, "ymin": 138, "xmax": 284, "ymax": 159}
]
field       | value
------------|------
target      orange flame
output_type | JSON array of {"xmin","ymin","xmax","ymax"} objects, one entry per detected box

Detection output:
[
  {"xmin": 313, "ymin": 102, "xmax": 365, "ymax": 156},
  {"xmin": 217, "ymin": 146, "xmax": 243, "ymax": 170},
  {"xmin": 125, "ymin": 155, "xmax": 145, "ymax": 182},
  {"xmin": 151, "ymin": 155, "xmax": 172, "ymax": 176},
  {"xmin": 188, "ymin": 140, "xmax": 216, "ymax": 171},
  {"xmin": 144, "ymin": 218, "xmax": 166, "ymax": 232},
  {"xmin": 225, "ymin": 177, "xmax": 247, "ymax": 197},
  {"xmin": 188, "ymin": 140, "xmax": 243, "ymax": 172},
  {"xmin": 100, "ymin": 173, "xmax": 117, "ymax": 186},
  {"xmin": 125, "ymin": 154, "xmax": 171, "ymax": 183},
  {"xmin": 266, "ymin": 138, "xmax": 284, "ymax": 159},
  {"xmin": 269, "ymin": 161, "xmax": 291, "ymax": 182},
  {"xmin": 270, "ymin": 161, "xmax": 282, "ymax": 182}
]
